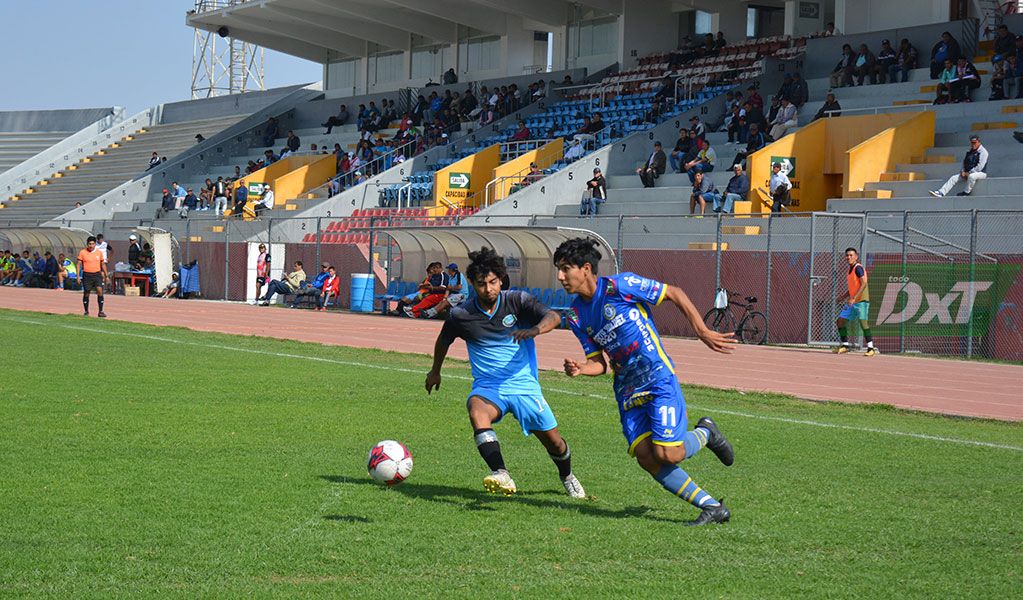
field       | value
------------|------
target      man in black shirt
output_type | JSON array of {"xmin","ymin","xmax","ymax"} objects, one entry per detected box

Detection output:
[{"xmin": 581, "ymin": 168, "xmax": 607, "ymax": 216}]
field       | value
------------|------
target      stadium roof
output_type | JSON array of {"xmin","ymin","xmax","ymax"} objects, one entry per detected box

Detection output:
[{"xmin": 186, "ymin": 0, "xmax": 628, "ymax": 62}]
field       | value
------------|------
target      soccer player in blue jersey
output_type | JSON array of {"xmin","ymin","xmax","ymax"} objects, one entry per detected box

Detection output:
[
  {"xmin": 554, "ymin": 238, "xmax": 736, "ymax": 525},
  {"xmin": 425, "ymin": 247, "xmax": 585, "ymax": 498}
]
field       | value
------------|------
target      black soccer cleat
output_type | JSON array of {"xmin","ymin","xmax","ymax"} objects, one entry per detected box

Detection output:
[
  {"xmin": 697, "ymin": 417, "xmax": 734, "ymax": 466},
  {"xmin": 686, "ymin": 499, "xmax": 730, "ymax": 526},
  {"xmin": 97, "ymin": 311, "xmax": 107, "ymax": 318}
]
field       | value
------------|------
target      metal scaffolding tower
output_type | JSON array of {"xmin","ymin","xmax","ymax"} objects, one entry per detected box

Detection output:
[{"xmin": 191, "ymin": 0, "xmax": 265, "ymax": 99}]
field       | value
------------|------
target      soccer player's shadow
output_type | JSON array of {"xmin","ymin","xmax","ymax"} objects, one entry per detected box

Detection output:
[{"xmin": 319, "ymin": 475, "xmax": 686, "ymax": 524}]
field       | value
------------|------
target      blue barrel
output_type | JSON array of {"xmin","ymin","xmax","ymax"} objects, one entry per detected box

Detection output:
[{"xmin": 350, "ymin": 273, "xmax": 375, "ymax": 312}]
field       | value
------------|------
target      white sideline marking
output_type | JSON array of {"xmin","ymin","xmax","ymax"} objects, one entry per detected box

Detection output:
[{"xmin": 5, "ymin": 314, "xmax": 1023, "ymax": 454}]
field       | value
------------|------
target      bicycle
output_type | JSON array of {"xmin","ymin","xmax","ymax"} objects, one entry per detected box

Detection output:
[{"xmin": 703, "ymin": 289, "xmax": 768, "ymax": 344}]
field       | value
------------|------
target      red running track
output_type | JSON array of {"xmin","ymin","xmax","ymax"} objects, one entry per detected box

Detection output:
[{"xmin": 2, "ymin": 287, "xmax": 1021, "ymax": 421}]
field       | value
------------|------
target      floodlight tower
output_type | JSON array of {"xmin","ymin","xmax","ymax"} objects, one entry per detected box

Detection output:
[{"xmin": 191, "ymin": 0, "xmax": 265, "ymax": 98}]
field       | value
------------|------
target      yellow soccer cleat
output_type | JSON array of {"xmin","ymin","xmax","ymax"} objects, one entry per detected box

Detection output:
[
  {"xmin": 864, "ymin": 347, "xmax": 878, "ymax": 357},
  {"xmin": 833, "ymin": 345, "xmax": 850, "ymax": 354},
  {"xmin": 483, "ymin": 470, "xmax": 517, "ymax": 496}
]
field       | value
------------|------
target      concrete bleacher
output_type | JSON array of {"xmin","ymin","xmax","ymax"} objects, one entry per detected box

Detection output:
[
  {"xmin": 0, "ymin": 115, "xmax": 243, "ymax": 222},
  {"xmin": 0, "ymin": 132, "xmax": 74, "ymax": 174}
]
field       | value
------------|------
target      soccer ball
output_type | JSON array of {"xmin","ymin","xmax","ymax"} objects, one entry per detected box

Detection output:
[{"xmin": 367, "ymin": 440, "xmax": 413, "ymax": 486}]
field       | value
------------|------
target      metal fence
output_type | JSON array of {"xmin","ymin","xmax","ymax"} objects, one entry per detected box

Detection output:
[{"xmin": 3, "ymin": 209, "xmax": 1022, "ymax": 360}]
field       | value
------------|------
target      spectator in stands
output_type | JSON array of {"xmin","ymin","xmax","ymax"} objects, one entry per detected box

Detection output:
[
  {"xmin": 995, "ymin": 24, "xmax": 1016, "ymax": 57},
  {"xmin": 747, "ymin": 85, "xmax": 764, "ymax": 111},
  {"xmin": 213, "ymin": 177, "xmax": 228, "ymax": 216},
  {"xmin": 259, "ymin": 260, "xmax": 305, "ymax": 305},
  {"xmin": 422, "ymin": 263, "xmax": 465, "ymax": 318},
  {"xmin": 317, "ymin": 266, "xmax": 340, "ymax": 311},
  {"xmin": 580, "ymin": 167, "xmax": 606, "ymax": 216},
  {"xmin": 478, "ymin": 104, "xmax": 496, "ymax": 127},
  {"xmin": 199, "ymin": 178, "xmax": 214, "ymax": 211},
  {"xmin": 459, "ymin": 89, "xmax": 478, "ymax": 118},
  {"xmin": 744, "ymin": 98, "xmax": 766, "ymax": 132},
  {"xmin": 254, "ymin": 186, "xmax": 274, "ymax": 216},
  {"xmin": 813, "ymin": 93, "xmax": 842, "ymax": 121},
  {"xmin": 231, "ymin": 165, "xmax": 243, "ymax": 181},
  {"xmin": 127, "ymin": 234, "xmax": 142, "ymax": 267},
  {"xmin": 712, "ymin": 163, "xmax": 749, "ymax": 214},
  {"xmin": 949, "ymin": 56, "xmax": 981, "ymax": 102},
  {"xmin": 930, "ymin": 32, "xmax": 962, "ymax": 78},
  {"xmin": 689, "ymin": 115, "xmax": 707, "ymax": 138},
  {"xmin": 935, "ymin": 58, "xmax": 956, "ymax": 103},
  {"xmin": 890, "ymin": 38, "xmax": 919, "ymax": 83},
  {"xmin": 636, "ymin": 141, "xmax": 666, "ymax": 188},
  {"xmin": 689, "ymin": 170, "xmax": 716, "ymax": 216},
  {"xmin": 769, "ymin": 97, "xmax": 797, "ymax": 140},
  {"xmin": 683, "ymin": 137, "xmax": 717, "ymax": 183},
  {"xmin": 765, "ymin": 95, "xmax": 781, "ymax": 126},
  {"xmin": 263, "ymin": 117, "xmax": 279, "ymax": 147},
  {"xmin": 929, "ymin": 135, "xmax": 988, "ymax": 197},
  {"xmin": 564, "ymin": 138, "xmax": 585, "ymax": 162},
  {"xmin": 511, "ymin": 120, "xmax": 531, "ymax": 142},
  {"xmin": 286, "ymin": 130, "xmax": 301, "ymax": 153},
  {"xmin": 732, "ymin": 122, "xmax": 766, "ymax": 168},
  {"xmin": 147, "ymin": 152, "xmax": 160, "ymax": 170},
  {"xmin": 767, "ymin": 162, "xmax": 791, "ymax": 213},
  {"xmin": 875, "ymin": 40, "xmax": 897, "ymax": 84},
  {"xmin": 830, "ymin": 44, "xmax": 856, "ymax": 88},
  {"xmin": 822, "ymin": 22, "xmax": 840, "ymax": 37},
  {"xmin": 562, "ymin": 75, "xmax": 574, "ymax": 86},
  {"xmin": 383, "ymin": 99, "xmax": 398, "ymax": 125},
  {"xmin": 168, "ymin": 181, "xmax": 184, "ymax": 211},
  {"xmin": 425, "ymin": 92, "xmax": 443, "ymax": 124},
  {"xmin": 443, "ymin": 67, "xmax": 458, "ymax": 85},
  {"xmin": 726, "ymin": 106, "xmax": 747, "ymax": 145},
  {"xmin": 775, "ymin": 73, "xmax": 794, "ymax": 103},
  {"xmin": 181, "ymin": 187, "xmax": 198, "ymax": 218},
  {"xmin": 669, "ymin": 128, "xmax": 694, "ymax": 173},
  {"xmin": 991, "ymin": 55, "xmax": 1009, "ymax": 100},
  {"xmin": 232, "ymin": 180, "xmax": 248, "ymax": 217},
  {"xmin": 853, "ymin": 44, "xmax": 878, "ymax": 86},
  {"xmin": 522, "ymin": 163, "xmax": 543, "ymax": 187},
  {"xmin": 789, "ymin": 72, "xmax": 809, "ymax": 107},
  {"xmin": 715, "ymin": 31, "xmax": 727, "ymax": 49},
  {"xmin": 157, "ymin": 188, "xmax": 174, "ymax": 219},
  {"xmin": 321, "ymin": 104, "xmax": 349, "ymax": 134},
  {"xmin": 1007, "ymin": 54, "xmax": 1021, "ymax": 99}
]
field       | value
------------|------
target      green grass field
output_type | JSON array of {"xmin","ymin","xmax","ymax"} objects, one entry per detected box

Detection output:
[{"xmin": 1, "ymin": 309, "xmax": 1021, "ymax": 598}]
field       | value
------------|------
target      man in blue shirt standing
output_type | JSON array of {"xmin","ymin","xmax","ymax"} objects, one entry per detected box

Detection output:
[
  {"xmin": 426, "ymin": 247, "xmax": 585, "ymax": 498},
  {"xmin": 555, "ymin": 238, "xmax": 736, "ymax": 525}
]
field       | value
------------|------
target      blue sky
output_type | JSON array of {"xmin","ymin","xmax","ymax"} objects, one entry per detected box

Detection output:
[{"xmin": 0, "ymin": 1, "xmax": 322, "ymax": 113}]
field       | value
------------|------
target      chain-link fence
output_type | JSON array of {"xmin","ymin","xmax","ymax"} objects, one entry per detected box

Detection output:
[{"xmin": 3, "ymin": 210, "xmax": 1022, "ymax": 360}]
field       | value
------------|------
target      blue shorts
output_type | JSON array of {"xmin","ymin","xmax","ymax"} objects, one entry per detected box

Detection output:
[
  {"xmin": 470, "ymin": 388, "xmax": 558, "ymax": 436},
  {"xmin": 839, "ymin": 301, "xmax": 870, "ymax": 322},
  {"xmin": 618, "ymin": 376, "xmax": 688, "ymax": 456}
]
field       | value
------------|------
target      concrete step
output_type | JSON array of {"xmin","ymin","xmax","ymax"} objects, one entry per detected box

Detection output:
[
  {"xmin": 828, "ymin": 194, "xmax": 1023, "ymax": 212},
  {"xmin": 896, "ymin": 161, "xmax": 1023, "ymax": 178},
  {"xmin": 866, "ymin": 176, "xmax": 1023, "ymax": 197}
]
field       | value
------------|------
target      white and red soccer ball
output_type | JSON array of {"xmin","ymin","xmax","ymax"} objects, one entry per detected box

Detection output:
[{"xmin": 367, "ymin": 440, "xmax": 413, "ymax": 486}]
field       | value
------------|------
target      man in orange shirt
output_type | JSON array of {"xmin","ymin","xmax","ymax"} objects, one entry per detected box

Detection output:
[
  {"xmin": 834, "ymin": 247, "xmax": 876, "ymax": 356},
  {"xmin": 77, "ymin": 236, "xmax": 108, "ymax": 318}
]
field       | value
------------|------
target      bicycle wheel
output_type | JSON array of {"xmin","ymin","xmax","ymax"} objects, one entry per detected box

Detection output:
[
  {"xmin": 739, "ymin": 311, "xmax": 768, "ymax": 345},
  {"xmin": 703, "ymin": 308, "xmax": 735, "ymax": 334}
]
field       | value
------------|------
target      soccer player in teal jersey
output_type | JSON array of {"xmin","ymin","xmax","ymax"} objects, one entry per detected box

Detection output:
[
  {"xmin": 426, "ymin": 247, "xmax": 585, "ymax": 498},
  {"xmin": 554, "ymin": 238, "xmax": 736, "ymax": 525}
]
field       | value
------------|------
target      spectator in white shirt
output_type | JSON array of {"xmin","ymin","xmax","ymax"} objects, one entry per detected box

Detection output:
[
  {"xmin": 767, "ymin": 162, "xmax": 792, "ymax": 213},
  {"xmin": 929, "ymin": 135, "xmax": 988, "ymax": 197},
  {"xmin": 254, "ymin": 187, "xmax": 275, "ymax": 216}
]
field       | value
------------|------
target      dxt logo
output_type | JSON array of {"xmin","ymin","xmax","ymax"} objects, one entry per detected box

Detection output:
[{"xmin": 876, "ymin": 279, "xmax": 993, "ymax": 325}]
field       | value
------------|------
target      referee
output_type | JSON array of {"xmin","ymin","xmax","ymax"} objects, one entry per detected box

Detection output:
[{"xmin": 77, "ymin": 236, "xmax": 107, "ymax": 318}]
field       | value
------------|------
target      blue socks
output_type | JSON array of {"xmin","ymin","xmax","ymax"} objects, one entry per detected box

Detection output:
[
  {"xmin": 654, "ymin": 464, "xmax": 719, "ymax": 509},
  {"xmin": 683, "ymin": 426, "xmax": 710, "ymax": 459}
]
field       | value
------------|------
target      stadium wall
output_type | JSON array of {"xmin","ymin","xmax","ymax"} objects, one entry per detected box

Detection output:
[
  {"xmin": 837, "ymin": 0, "xmax": 950, "ymax": 34},
  {"xmin": 158, "ymin": 85, "xmax": 310, "ymax": 124},
  {"xmin": 0, "ymin": 108, "xmax": 117, "ymax": 132}
]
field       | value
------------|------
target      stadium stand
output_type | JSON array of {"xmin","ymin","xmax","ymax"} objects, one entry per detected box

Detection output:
[
  {"xmin": 0, "ymin": 109, "xmax": 119, "ymax": 175},
  {"xmin": 0, "ymin": 115, "xmax": 243, "ymax": 222}
]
